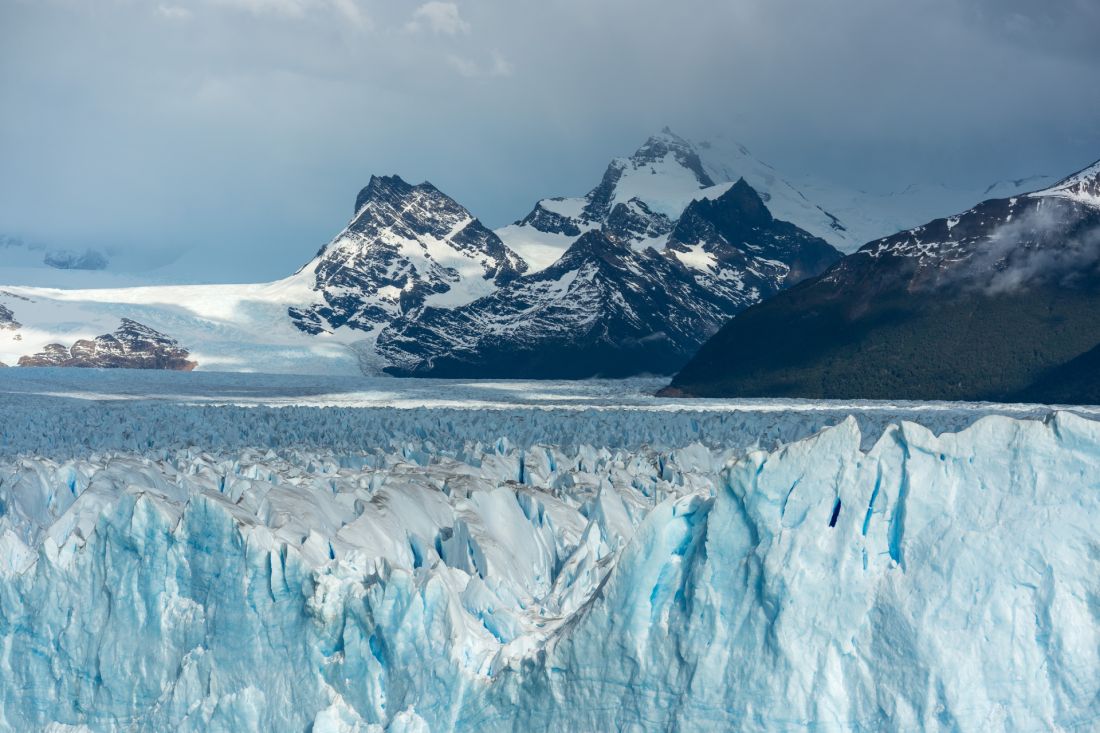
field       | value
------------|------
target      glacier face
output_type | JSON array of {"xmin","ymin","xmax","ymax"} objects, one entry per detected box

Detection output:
[{"xmin": 1, "ymin": 373, "xmax": 1099, "ymax": 732}]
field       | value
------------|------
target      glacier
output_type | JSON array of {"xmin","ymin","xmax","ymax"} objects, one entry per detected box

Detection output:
[{"xmin": 0, "ymin": 371, "xmax": 1098, "ymax": 731}]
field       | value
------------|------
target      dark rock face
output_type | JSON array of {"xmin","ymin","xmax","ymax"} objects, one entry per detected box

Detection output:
[
  {"xmin": 603, "ymin": 199, "xmax": 673, "ymax": 243},
  {"xmin": 664, "ymin": 161, "xmax": 1100, "ymax": 402},
  {"xmin": 517, "ymin": 201, "xmax": 583, "ymax": 237},
  {"xmin": 378, "ymin": 179, "xmax": 842, "ymax": 379},
  {"xmin": 18, "ymin": 319, "xmax": 197, "ymax": 370},
  {"xmin": 289, "ymin": 175, "xmax": 526, "ymax": 335},
  {"xmin": 666, "ymin": 180, "xmax": 842, "ymax": 306}
]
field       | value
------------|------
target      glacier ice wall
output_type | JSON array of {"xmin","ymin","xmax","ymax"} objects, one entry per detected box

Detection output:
[
  {"xmin": 476, "ymin": 414, "xmax": 1100, "ymax": 731},
  {"xmin": 1, "ymin": 406, "xmax": 1099, "ymax": 731}
]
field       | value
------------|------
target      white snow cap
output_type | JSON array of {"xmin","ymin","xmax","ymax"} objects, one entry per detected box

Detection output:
[{"xmin": 1031, "ymin": 158, "xmax": 1100, "ymax": 207}]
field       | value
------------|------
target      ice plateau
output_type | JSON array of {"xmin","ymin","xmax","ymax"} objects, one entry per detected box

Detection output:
[{"xmin": 0, "ymin": 372, "xmax": 1098, "ymax": 732}]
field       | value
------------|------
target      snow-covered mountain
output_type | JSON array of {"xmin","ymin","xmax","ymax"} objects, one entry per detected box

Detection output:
[
  {"xmin": 691, "ymin": 135, "xmax": 857, "ymax": 246},
  {"xmin": 666, "ymin": 178, "xmax": 842, "ymax": 298},
  {"xmin": 0, "ymin": 176, "xmax": 530, "ymax": 375},
  {"xmin": 666, "ymin": 159, "xmax": 1100, "ymax": 401},
  {"xmin": 1035, "ymin": 159, "xmax": 1100, "ymax": 205},
  {"xmin": 496, "ymin": 128, "xmax": 853, "ymax": 267},
  {"xmin": 288, "ymin": 175, "xmax": 526, "ymax": 336},
  {"xmin": 378, "ymin": 181, "xmax": 840, "ymax": 378},
  {"xmin": 496, "ymin": 129, "xmax": 1054, "ymax": 261},
  {"xmin": 0, "ymin": 161, "xmax": 839, "ymax": 376},
  {"xmin": 495, "ymin": 129, "xmax": 710, "ymax": 270},
  {"xmin": 848, "ymin": 158, "xmax": 1100, "ymax": 289},
  {"xmin": 982, "ymin": 173, "xmax": 1059, "ymax": 199},
  {"xmin": 1, "ymin": 235, "xmax": 109, "ymax": 272},
  {"xmin": 378, "ymin": 230, "xmax": 734, "ymax": 377}
]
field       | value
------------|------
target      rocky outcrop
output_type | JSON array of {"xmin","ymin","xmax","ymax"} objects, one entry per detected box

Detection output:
[{"xmin": 18, "ymin": 319, "xmax": 197, "ymax": 370}]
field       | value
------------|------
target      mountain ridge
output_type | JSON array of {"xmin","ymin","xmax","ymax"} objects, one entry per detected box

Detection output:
[
  {"xmin": 1, "ymin": 135, "xmax": 1090, "ymax": 383},
  {"xmin": 377, "ymin": 178, "xmax": 841, "ymax": 378}
]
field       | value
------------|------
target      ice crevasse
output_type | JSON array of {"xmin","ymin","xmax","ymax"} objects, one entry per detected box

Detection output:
[{"xmin": 0, "ymin": 413, "xmax": 1098, "ymax": 731}]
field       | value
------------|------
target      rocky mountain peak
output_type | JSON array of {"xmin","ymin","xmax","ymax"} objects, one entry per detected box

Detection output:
[
  {"xmin": 379, "ymin": 175, "xmax": 843, "ymax": 379},
  {"xmin": 354, "ymin": 174, "xmax": 416, "ymax": 215},
  {"xmin": 670, "ymin": 179, "xmax": 794, "ymax": 252},
  {"xmin": 289, "ymin": 177, "xmax": 526, "ymax": 335},
  {"xmin": 627, "ymin": 128, "xmax": 714, "ymax": 188},
  {"xmin": 498, "ymin": 128, "xmax": 859, "ymax": 271},
  {"xmin": 515, "ymin": 129, "xmax": 721, "ymax": 249},
  {"xmin": 593, "ymin": 130, "xmax": 718, "ymax": 215},
  {"xmin": 554, "ymin": 229, "xmax": 631, "ymax": 267},
  {"xmin": 346, "ymin": 175, "xmax": 472, "ymax": 241},
  {"xmin": 714, "ymin": 178, "xmax": 773, "ymax": 225}
]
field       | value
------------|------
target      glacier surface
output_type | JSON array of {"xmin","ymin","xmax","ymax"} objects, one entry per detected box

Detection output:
[{"xmin": 0, "ymin": 371, "xmax": 1098, "ymax": 731}]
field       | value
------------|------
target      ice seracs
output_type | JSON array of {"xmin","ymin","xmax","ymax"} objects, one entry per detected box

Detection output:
[{"xmin": 1, "ymin": 381, "xmax": 1098, "ymax": 731}]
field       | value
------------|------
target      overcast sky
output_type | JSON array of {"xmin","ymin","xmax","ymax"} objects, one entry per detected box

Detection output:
[{"xmin": 2, "ymin": 0, "xmax": 1098, "ymax": 281}]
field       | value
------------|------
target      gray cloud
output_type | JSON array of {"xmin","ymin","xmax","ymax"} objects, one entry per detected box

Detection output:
[
  {"xmin": 978, "ymin": 206, "xmax": 1100, "ymax": 294},
  {"xmin": 0, "ymin": 0, "xmax": 1098, "ymax": 281}
]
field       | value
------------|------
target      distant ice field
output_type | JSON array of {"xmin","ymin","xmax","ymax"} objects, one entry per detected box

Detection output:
[{"xmin": 3, "ymin": 368, "xmax": 1096, "ymax": 459}]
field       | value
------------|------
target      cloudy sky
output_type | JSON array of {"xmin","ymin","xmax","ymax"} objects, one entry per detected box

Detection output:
[{"xmin": 2, "ymin": 0, "xmax": 1098, "ymax": 281}]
